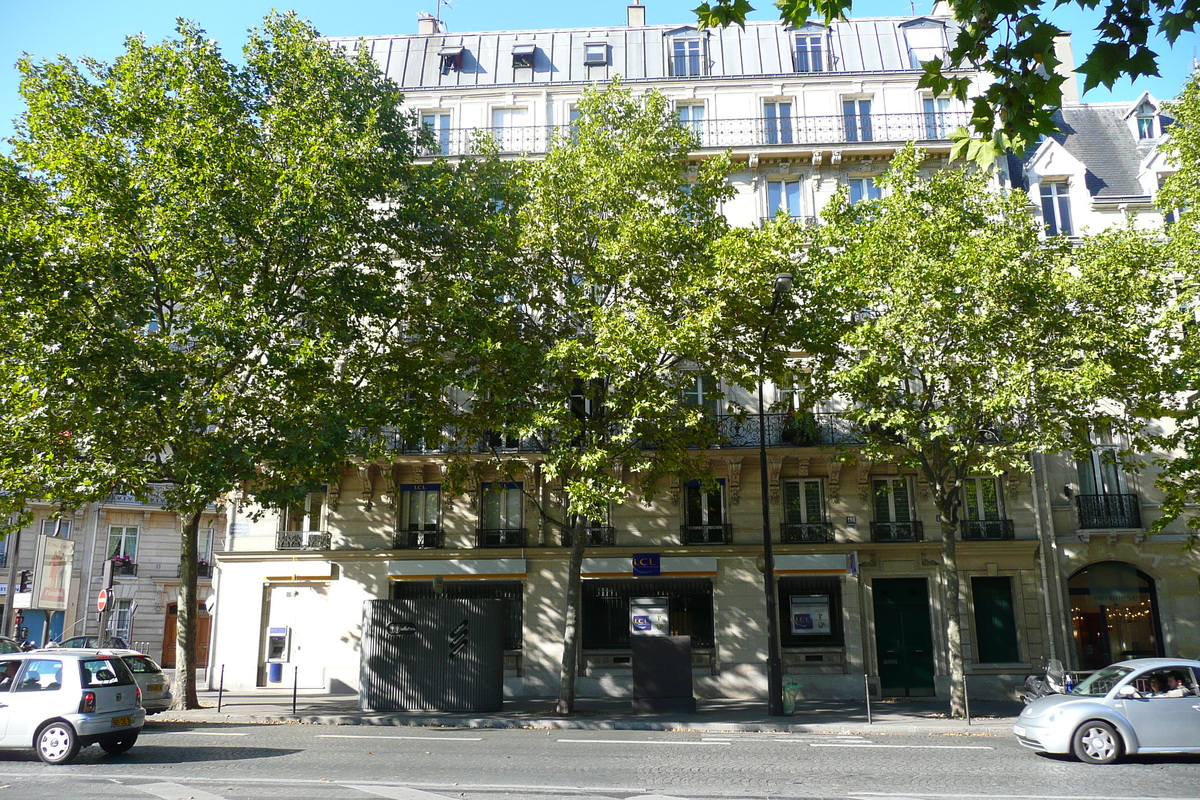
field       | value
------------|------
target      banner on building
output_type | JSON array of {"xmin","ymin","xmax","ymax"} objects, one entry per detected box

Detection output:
[{"xmin": 32, "ymin": 534, "xmax": 74, "ymax": 611}]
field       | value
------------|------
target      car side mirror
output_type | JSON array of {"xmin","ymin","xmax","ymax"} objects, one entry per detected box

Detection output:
[{"xmin": 1117, "ymin": 685, "xmax": 1140, "ymax": 698}]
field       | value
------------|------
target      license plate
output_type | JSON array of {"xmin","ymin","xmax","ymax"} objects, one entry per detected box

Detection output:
[
  {"xmin": 111, "ymin": 717, "xmax": 132, "ymax": 728},
  {"xmin": 1013, "ymin": 725, "xmax": 1026, "ymax": 737},
  {"xmin": 148, "ymin": 684, "xmax": 162, "ymax": 692}
]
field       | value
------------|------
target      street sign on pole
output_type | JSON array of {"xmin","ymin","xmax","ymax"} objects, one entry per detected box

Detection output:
[{"xmin": 96, "ymin": 588, "xmax": 112, "ymax": 613}]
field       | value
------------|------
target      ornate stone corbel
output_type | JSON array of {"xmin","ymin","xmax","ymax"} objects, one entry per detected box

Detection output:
[
  {"xmin": 830, "ymin": 149, "xmax": 843, "ymax": 166},
  {"xmin": 726, "ymin": 458, "xmax": 743, "ymax": 506},
  {"xmin": 795, "ymin": 457, "xmax": 810, "ymax": 478},
  {"xmin": 827, "ymin": 458, "xmax": 843, "ymax": 502},
  {"xmin": 749, "ymin": 152, "xmax": 760, "ymax": 169},
  {"xmin": 357, "ymin": 464, "xmax": 374, "ymax": 510},
  {"xmin": 917, "ymin": 475, "xmax": 930, "ymax": 502},
  {"xmin": 378, "ymin": 463, "xmax": 396, "ymax": 510},
  {"xmin": 1005, "ymin": 471, "xmax": 1021, "ymax": 502},
  {"xmin": 858, "ymin": 553, "xmax": 877, "ymax": 569},
  {"xmin": 768, "ymin": 455, "xmax": 784, "ymax": 502},
  {"xmin": 326, "ymin": 472, "xmax": 342, "ymax": 511},
  {"xmin": 668, "ymin": 477, "xmax": 681, "ymax": 507},
  {"xmin": 922, "ymin": 554, "xmax": 941, "ymax": 568},
  {"xmin": 811, "ymin": 150, "xmax": 823, "ymax": 168}
]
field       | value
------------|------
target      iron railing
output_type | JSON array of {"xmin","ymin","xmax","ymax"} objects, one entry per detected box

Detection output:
[
  {"xmin": 276, "ymin": 531, "xmax": 332, "ymax": 550},
  {"xmin": 393, "ymin": 529, "xmax": 445, "ymax": 549},
  {"xmin": 1076, "ymin": 494, "xmax": 1141, "ymax": 529},
  {"xmin": 418, "ymin": 111, "xmax": 972, "ymax": 157},
  {"xmin": 561, "ymin": 526, "xmax": 617, "ymax": 547},
  {"xmin": 476, "ymin": 527, "xmax": 527, "ymax": 548},
  {"xmin": 781, "ymin": 521, "xmax": 835, "ymax": 543},
  {"xmin": 870, "ymin": 521, "xmax": 924, "ymax": 542},
  {"xmin": 681, "ymin": 523, "xmax": 733, "ymax": 545},
  {"xmin": 177, "ymin": 562, "xmax": 214, "ymax": 578},
  {"xmin": 961, "ymin": 519, "xmax": 1015, "ymax": 540},
  {"xmin": 112, "ymin": 560, "xmax": 138, "ymax": 576}
]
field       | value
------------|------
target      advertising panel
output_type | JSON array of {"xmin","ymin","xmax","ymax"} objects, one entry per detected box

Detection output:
[
  {"xmin": 790, "ymin": 594, "xmax": 831, "ymax": 636},
  {"xmin": 32, "ymin": 534, "xmax": 74, "ymax": 611}
]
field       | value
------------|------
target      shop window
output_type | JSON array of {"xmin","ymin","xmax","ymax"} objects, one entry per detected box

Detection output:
[
  {"xmin": 972, "ymin": 576, "xmax": 1020, "ymax": 663},
  {"xmin": 581, "ymin": 578, "xmax": 714, "ymax": 649},
  {"xmin": 779, "ymin": 576, "xmax": 842, "ymax": 647}
]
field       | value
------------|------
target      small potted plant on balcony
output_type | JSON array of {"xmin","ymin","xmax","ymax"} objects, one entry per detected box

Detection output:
[
  {"xmin": 197, "ymin": 557, "xmax": 212, "ymax": 577},
  {"xmin": 111, "ymin": 553, "xmax": 135, "ymax": 574},
  {"xmin": 781, "ymin": 409, "xmax": 820, "ymax": 446}
]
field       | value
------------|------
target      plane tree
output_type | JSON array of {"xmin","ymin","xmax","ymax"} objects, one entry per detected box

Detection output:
[{"xmin": 801, "ymin": 147, "xmax": 1166, "ymax": 715}]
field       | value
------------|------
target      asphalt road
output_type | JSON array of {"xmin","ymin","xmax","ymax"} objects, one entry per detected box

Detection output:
[{"xmin": 2, "ymin": 720, "xmax": 1199, "ymax": 800}]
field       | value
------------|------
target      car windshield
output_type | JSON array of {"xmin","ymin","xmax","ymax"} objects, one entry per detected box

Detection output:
[
  {"xmin": 1072, "ymin": 664, "xmax": 1134, "ymax": 696},
  {"xmin": 123, "ymin": 655, "xmax": 161, "ymax": 674},
  {"xmin": 79, "ymin": 657, "xmax": 133, "ymax": 687}
]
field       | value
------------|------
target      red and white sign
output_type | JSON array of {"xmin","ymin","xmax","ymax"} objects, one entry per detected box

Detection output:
[{"xmin": 97, "ymin": 588, "xmax": 112, "ymax": 613}]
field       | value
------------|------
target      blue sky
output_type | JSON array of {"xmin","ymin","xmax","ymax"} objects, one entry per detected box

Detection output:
[{"xmin": 2, "ymin": 0, "xmax": 1197, "ymax": 144}]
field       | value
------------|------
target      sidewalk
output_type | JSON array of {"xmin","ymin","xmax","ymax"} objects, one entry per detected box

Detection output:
[{"xmin": 152, "ymin": 690, "xmax": 1021, "ymax": 736}]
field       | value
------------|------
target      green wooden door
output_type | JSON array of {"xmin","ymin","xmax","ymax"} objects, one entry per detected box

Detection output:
[{"xmin": 873, "ymin": 578, "xmax": 935, "ymax": 696}]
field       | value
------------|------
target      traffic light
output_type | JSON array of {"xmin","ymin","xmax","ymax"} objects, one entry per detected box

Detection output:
[
  {"xmin": 13, "ymin": 610, "xmax": 22, "ymax": 630},
  {"xmin": 16, "ymin": 570, "xmax": 31, "ymax": 593}
]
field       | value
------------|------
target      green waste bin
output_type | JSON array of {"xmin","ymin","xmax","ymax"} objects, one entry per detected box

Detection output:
[{"xmin": 782, "ymin": 681, "xmax": 801, "ymax": 715}]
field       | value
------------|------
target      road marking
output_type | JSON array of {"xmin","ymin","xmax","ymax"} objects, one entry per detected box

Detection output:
[
  {"xmin": 627, "ymin": 796, "xmax": 693, "ymax": 800},
  {"xmin": 810, "ymin": 742, "xmax": 994, "ymax": 750},
  {"xmin": 132, "ymin": 783, "xmax": 228, "ymax": 800},
  {"xmin": 158, "ymin": 731, "xmax": 248, "ymax": 736},
  {"xmin": 346, "ymin": 786, "xmax": 451, "ymax": 799},
  {"xmin": 318, "ymin": 734, "xmax": 482, "ymax": 741},
  {"xmin": 558, "ymin": 738, "xmax": 731, "ymax": 745}
]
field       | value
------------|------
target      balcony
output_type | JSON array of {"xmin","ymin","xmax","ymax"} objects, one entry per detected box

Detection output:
[
  {"xmin": 781, "ymin": 522, "xmax": 835, "ymax": 543},
  {"xmin": 417, "ymin": 111, "xmax": 974, "ymax": 158},
  {"xmin": 0, "ymin": 552, "xmax": 6, "ymax": 569},
  {"xmin": 111, "ymin": 560, "xmax": 138, "ymax": 577},
  {"xmin": 561, "ymin": 526, "xmax": 617, "ymax": 547},
  {"xmin": 393, "ymin": 529, "xmax": 445, "ymax": 550},
  {"xmin": 1076, "ymin": 494, "xmax": 1141, "ymax": 530},
  {"xmin": 714, "ymin": 412, "xmax": 863, "ymax": 448},
  {"xmin": 870, "ymin": 521, "xmax": 924, "ymax": 542},
  {"xmin": 276, "ymin": 531, "xmax": 332, "ymax": 550},
  {"xmin": 476, "ymin": 528, "xmax": 527, "ymax": 548},
  {"xmin": 961, "ymin": 519, "xmax": 1015, "ymax": 540},
  {"xmin": 176, "ymin": 562, "xmax": 214, "ymax": 578},
  {"xmin": 681, "ymin": 523, "xmax": 732, "ymax": 545}
]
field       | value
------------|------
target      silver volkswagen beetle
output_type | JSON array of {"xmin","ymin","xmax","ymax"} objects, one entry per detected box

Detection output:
[{"xmin": 1013, "ymin": 657, "xmax": 1200, "ymax": 764}]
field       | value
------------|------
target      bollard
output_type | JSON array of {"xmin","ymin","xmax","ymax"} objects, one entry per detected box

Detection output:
[
  {"xmin": 217, "ymin": 664, "xmax": 225, "ymax": 713},
  {"xmin": 964, "ymin": 675, "xmax": 971, "ymax": 726},
  {"xmin": 292, "ymin": 665, "xmax": 299, "ymax": 715},
  {"xmin": 864, "ymin": 672, "xmax": 872, "ymax": 725}
]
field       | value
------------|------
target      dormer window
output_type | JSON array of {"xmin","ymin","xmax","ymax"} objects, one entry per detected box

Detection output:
[
  {"xmin": 670, "ymin": 37, "xmax": 708, "ymax": 77},
  {"xmin": 584, "ymin": 41, "xmax": 607, "ymax": 66},
  {"xmin": 439, "ymin": 46, "xmax": 464, "ymax": 74},
  {"xmin": 512, "ymin": 44, "xmax": 536, "ymax": 69},
  {"xmin": 794, "ymin": 31, "xmax": 826, "ymax": 72},
  {"xmin": 901, "ymin": 19, "xmax": 947, "ymax": 68},
  {"xmin": 1136, "ymin": 106, "xmax": 1157, "ymax": 139}
]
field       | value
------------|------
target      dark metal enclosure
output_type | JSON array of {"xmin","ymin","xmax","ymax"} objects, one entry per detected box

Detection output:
[{"xmin": 359, "ymin": 599, "xmax": 505, "ymax": 712}]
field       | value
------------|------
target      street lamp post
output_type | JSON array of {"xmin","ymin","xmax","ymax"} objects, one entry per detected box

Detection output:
[{"xmin": 758, "ymin": 272, "xmax": 792, "ymax": 716}]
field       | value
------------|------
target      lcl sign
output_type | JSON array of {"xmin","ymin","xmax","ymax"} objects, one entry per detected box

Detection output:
[{"xmin": 632, "ymin": 553, "xmax": 660, "ymax": 577}]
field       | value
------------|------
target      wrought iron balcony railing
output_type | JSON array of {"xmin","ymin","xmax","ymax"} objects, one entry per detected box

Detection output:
[
  {"xmin": 781, "ymin": 521, "xmax": 835, "ymax": 543},
  {"xmin": 681, "ymin": 523, "xmax": 733, "ymax": 545},
  {"xmin": 177, "ymin": 562, "xmax": 214, "ymax": 578},
  {"xmin": 276, "ymin": 531, "xmax": 332, "ymax": 550},
  {"xmin": 393, "ymin": 529, "xmax": 445, "ymax": 550},
  {"xmin": 111, "ymin": 560, "xmax": 138, "ymax": 576},
  {"xmin": 1076, "ymin": 494, "xmax": 1141, "ymax": 530},
  {"xmin": 417, "ymin": 111, "xmax": 973, "ymax": 157},
  {"xmin": 870, "ymin": 521, "xmax": 924, "ymax": 542},
  {"xmin": 561, "ymin": 526, "xmax": 617, "ymax": 547},
  {"xmin": 961, "ymin": 519, "xmax": 1015, "ymax": 540},
  {"xmin": 476, "ymin": 527, "xmax": 527, "ymax": 548},
  {"xmin": 714, "ymin": 412, "xmax": 864, "ymax": 448}
]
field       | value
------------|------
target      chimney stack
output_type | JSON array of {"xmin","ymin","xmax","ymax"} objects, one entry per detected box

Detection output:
[
  {"xmin": 627, "ymin": 2, "xmax": 646, "ymax": 27},
  {"xmin": 418, "ymin": 13, "xmax": 443, "ymax": 35},
  {"xmin": 1053, "ymin": 33, "xmax": 1079, "ymax": 105}
]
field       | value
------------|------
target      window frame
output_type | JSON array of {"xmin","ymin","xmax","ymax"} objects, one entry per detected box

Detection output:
[
  {"xmin": 962, "ymin": 476, "xmax": 1003, "ymax": 521},
  {"xmin": 794, "ymin": 32, "xmax": 826, "ymax": 73},
  {"xmin": 401, "ymin": 483, "xmax": 442, "ymax": 532},
  {"xmin": 922, "ymin": 95, "xmax": 951, "ymax": 139},
  {"xmin": 778, "ymin": 576, "xmax": 843, "ymax": 647},
  {"xmin": 843, "ymin": 97, "xmax": 873, "ymax": 142},
  {"xmin": 971, "ymin": 576, "xmax": 1021, "ymax": 663},
  {"xmin": 670, "ymin": 37, "xmax": 708, "ymax": 77},
  {"xmin": 763, "ymin": 99, "xmax": 794, "ymax": 145},
  {"xmin": 848, "ymin": 177, "xmax": 881, "ymax": 205},
  {"xmin": 1039, "ymin": 180, "xmax": 1073, "ymax": 236},
  {"xmin": 107, "ymin": 525, "xmax": 139, "ymax": 562},
  {"xmin": 872, "ymin": 477, "xmax": 913, "ymax": 522},
  {"xmin": 766, "ymin": 178, "xmax": 804, "ymax": 220},
  {"xmin": 481, "ymin": 482, "xmax": 523, "ymax": 531},
  {"xmin": 583, "ymin": 41, "xmax": 608, "ymax": 66}
]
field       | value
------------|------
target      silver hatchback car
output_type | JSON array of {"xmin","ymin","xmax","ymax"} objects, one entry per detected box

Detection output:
[
  {"xmin": 1014, "ymin": 657, "xmax": 1200, "ymax": 764},
  {"xmin": 0, "ymin": 649, "xmax": 146, "ymax": 764}
]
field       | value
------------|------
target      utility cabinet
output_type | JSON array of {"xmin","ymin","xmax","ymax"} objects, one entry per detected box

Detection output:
[{"xmin": 359, "ymin": 599, "xmax": 505, "ymax": 712}]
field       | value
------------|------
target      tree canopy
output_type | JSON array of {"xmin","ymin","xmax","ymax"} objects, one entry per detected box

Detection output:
[
  {"xmin": 0, "ymin": 12, "xmax": 464, "ymax": 707},
  {"xmin": 695, "ymin": 0, "xmax": 1199, "ymax": 163}
]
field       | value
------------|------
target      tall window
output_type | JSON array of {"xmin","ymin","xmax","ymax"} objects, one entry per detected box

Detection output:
[
  {"xmin": 1136, "ymin": 103, "xmax": 1157, "ymax": 139},
  {"xmin": 111, "ymin": 599, "xmax": 134, "ymax": 644},
  {"xmin": 843, "ymin": 98, "xmax": 873, "ymax": 142},
  {"xmin": 683, "ymin": 480, "xmax": 726, "ymax": 543},
  {"xmin": 41, "ymin": 518, "xmax": 72, "ymax": 539},
  {"xmin": 671, "ymin": 38, "xmax": 707, "ymax": 76},
  {"xmin": 972, "ymin": 577, "xmax": 1020, "ymax": 663},
  {"xmin": 783, "ymin": 479, "xmax": 829, "ymax": 542},
  {"xmin": 767, "ymin": 179, "xmax": 803, "ymax": 220},
  {"xmin": 491, "ymin": 107, "xmax": 529, "ymax": 152},
  {"xmin": 401, "ymin": 484, "xmax": 442, "ymax": 531},
  {"xmin": 481, "ymin": 482, "xmax": 522, "ymax": 530},
  {"xmin": 420, "ymin": 111, "xmax": 451, "ymax": 154},
  {"xmin": 108, "ymin": 525, "xmax": 138, "ymax": 561},
  {"xmin": 795, "ymin": 33, "xmax": 825, "ymax": 72},
  {"xmin": 764, "ymin": 100, "xmax": 793, "ymax": 145},
  {"xmin": 677, "ymin": 103, "xmax": 706, "ymax": 141},
  {"xmin": 848, "ymin": 177, "xmax": 881, "ymax": 205},
  {"xmin": 963, "ymin": 477, "xmax": 1001, "ymax": 522},
  {"xmin": 199, "ymin": 527, "xmax": 215, "ymax": 563},
  {"xmin": 1039, "ymin": 181, "xmax": 1073, "ymax": 236},
  {"xmin": 682, "ymin": 372, "xmax": 722, "ymax": 415},
  {"xmin": 873, "ymin": 478, "xmax": 912, "ymax": 522},
  {"xmin": 923, "ymin": 96, "xmax": 951, "ymax": 139},
  {"xmin": 1076, "ymin": 447, "xmax": 1139, "ymax": 529}
]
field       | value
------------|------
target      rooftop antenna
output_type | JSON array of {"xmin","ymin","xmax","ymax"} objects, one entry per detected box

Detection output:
[{"xmin": 437, "ymin": 0, "xmax": 454, "ymax": 25}]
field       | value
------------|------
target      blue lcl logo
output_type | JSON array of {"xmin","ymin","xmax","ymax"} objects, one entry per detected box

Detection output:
[{"xmin": 632, "ymin": 553, "xmax": 660, "ymax": 576}]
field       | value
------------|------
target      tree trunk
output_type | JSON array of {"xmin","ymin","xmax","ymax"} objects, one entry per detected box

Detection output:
[
  {"xmin": 938, "ymin": 508, "xmax": 966, "ymax": 719},
  {"xmin": 556, "ymin": 515, "xmax": 588, "ymax": 715},
  {"xmin": 171, "ymin": 508, "xmax": 204, "ymax": 710}
]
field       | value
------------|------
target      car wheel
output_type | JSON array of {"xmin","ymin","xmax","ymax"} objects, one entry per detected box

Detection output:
[
  {"xmin": 35, "ymin": 721, "xmax": 80, "ymax": 765},
  {"xmin": 99, "ymin": 732, "xmax": 138, "ymax": 755},
  {"xmin": 1072, "ymin": 721, "xmax": 1122, "ymax": 764}
]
